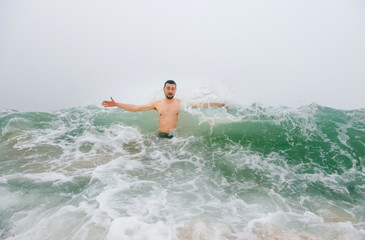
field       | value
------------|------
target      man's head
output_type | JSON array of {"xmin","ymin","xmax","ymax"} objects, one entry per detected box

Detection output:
[{"xmin": 163, "ymin": 80, "xmax": 177, "ymax": 100}]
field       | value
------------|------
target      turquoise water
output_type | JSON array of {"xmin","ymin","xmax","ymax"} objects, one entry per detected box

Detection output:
[{"xmin": 0, "ymin": 104, "xmax": 364, "ymax": 239}]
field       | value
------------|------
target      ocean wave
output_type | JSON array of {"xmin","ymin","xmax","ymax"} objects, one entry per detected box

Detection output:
[{"xmin": 0, "ymin": 104, "xmax": 364, "ymax": 239}]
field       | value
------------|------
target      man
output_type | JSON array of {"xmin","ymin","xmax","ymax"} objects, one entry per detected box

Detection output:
[{"xmin": 102, "ymin": 80, "xmax": 226, "ymax": 138}]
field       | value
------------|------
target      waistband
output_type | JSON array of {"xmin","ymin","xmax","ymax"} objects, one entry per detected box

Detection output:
[{"xmin": 158, "ymin": 132, "xmax": 173, "ymax": 139}]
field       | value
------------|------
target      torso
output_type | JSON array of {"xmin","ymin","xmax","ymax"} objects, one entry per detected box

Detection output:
[{"xmin": 154, "ymin": 98, "xmax": 181, "ymax": 133}]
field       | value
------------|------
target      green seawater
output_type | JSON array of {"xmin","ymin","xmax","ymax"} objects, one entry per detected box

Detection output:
[{"xmin": 0, "ymin": 104, "xmax": 364, "ymax": 239}]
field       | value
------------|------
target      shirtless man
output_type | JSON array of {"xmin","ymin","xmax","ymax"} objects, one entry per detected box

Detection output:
[{"xmin": 102, "ymin": 80, "xmax": 225, "ymax": 138}]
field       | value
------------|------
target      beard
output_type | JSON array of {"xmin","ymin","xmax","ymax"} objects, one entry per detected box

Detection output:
[{"xmin": 165, "ymin": 94, "xmax": 174, "ymax": 100}]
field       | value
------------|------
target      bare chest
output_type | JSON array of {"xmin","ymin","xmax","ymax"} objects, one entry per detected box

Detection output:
[{"xmin": 155, "ymin": 102, "xmax": 180, "ymax": 117}]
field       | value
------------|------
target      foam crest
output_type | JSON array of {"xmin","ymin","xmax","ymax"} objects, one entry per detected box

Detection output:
[{"xmin": 182, "ymin": 102, "xmax": 243, "ymax": 128}]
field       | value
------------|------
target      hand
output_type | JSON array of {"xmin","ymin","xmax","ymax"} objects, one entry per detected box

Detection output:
[
  {"xmin": 102, "ymin": 97, "xmax": 117, "ymax": 107},
  {"xmin": 222, "ymin": 103, "xmax": 229, "ymax": 110}
]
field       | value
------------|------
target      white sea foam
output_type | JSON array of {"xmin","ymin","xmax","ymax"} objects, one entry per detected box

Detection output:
[{"xmin": 107, "ymin": 217, "xmax": 174, "ymax": 240}]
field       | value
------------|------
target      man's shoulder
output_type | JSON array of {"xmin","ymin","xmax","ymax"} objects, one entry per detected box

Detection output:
[
  {"xmin": 143, "ymin": 100, "xmax": 159, "ymax": 109},
  {"xmin": 172, "ymin": 98, "xmax": 181, "ymax": 106},
  {"xmin": 151, "ymin": 99, "xmax": 164, "ymax": 107}
]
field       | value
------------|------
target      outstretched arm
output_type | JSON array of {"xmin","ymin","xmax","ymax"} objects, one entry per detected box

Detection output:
[
  {"xmin": 189, "ymin": 102, "xmax": 227, "ymax": 108},
  {"xmin": 102, "ymin": 97, "xmax": 156, "ymax": 112}
]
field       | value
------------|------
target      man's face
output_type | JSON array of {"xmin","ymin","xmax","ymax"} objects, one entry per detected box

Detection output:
[{"xmin": 163, "ymin": 83, "xmax": 176, "ymax": 100}]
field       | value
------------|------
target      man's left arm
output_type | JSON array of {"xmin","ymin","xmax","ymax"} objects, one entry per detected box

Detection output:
[{"xmin": 189, "ymin": 102, "xmax": 227, "ymax": 108}]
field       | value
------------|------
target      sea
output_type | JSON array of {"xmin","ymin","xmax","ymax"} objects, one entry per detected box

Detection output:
[{"xmin": 1, "ymin": 103, "xmax": 364, "ymax": 240}]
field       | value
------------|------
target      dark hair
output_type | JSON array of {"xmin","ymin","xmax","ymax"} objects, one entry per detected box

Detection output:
[{"xmin": 164, "ymin": 80, "xmax": 176, "ymax": 87}]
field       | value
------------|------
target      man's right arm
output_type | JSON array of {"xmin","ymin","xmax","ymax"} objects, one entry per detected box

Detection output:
[{"xmin": 102, "ymin": 97, "xmax": 156, "ymax": 112}]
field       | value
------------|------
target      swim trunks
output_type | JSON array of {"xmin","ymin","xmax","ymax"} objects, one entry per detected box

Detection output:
[{"xmin": 158, "ymin": 132, "xmax": 173, "ymax": 139}]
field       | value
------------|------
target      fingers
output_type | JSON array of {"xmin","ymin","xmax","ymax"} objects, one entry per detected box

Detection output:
[
  {"xmin": 102, "ymin": 100, "xmax": 112, "ymax": 107},
  {"xmin": 102, "ymin": 101, "xmax": 109, "ymax": 107}
]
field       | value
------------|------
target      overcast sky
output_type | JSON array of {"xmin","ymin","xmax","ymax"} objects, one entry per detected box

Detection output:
[{"xmin": 1, "ymin": 0, "xmax": 365, "ymax": 111}]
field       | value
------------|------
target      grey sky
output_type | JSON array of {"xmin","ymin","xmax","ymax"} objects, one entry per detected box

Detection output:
[{"xmin": 1, "ymin": 0, "xmax": 365, "ymax": 111}]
